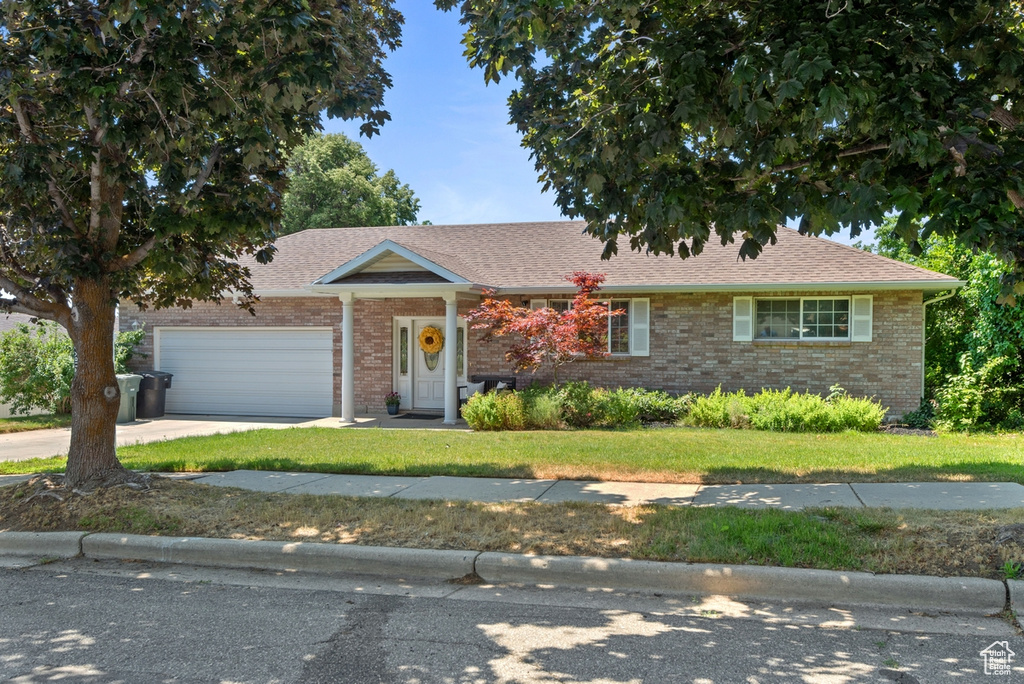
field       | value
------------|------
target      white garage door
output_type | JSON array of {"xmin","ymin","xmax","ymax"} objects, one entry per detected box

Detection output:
[{"xmin": 155, "ymin": 327, "xmax": 334, "ymax": 418}]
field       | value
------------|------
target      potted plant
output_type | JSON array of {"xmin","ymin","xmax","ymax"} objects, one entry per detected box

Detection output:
[{"xmin": 384, "ymin": 391, "xmax": 402, "ymax": 415}]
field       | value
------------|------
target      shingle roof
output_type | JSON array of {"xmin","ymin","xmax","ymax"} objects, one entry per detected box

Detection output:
[{"xmin": 245, "ymin": 221, "xmax": 960, "ymax": 292}]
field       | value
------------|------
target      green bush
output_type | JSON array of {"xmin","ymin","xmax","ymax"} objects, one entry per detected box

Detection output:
[
  {"xmin": 602, "ymin": 388, "xmax": 641, "ymax": 428},
  {"xmin": 462, "ymin": 390, "xmax": 526, "ymax": 431},
  {"xmin": 687, "ymin": 387, "xmax": 734, "ymax": 429},
  {"xmin": 934, "ymin": 356, "xmax": 1024, "ymax": 431},
  {"xmin": 687, "ymin": 386, "xmax": 886, "ymax": 432},
  {"xmin": 556, "ymin": 381, "xmax": 607, "ymax": 428},
  {"xmin": 523, "ymin": 391, "xmax": 562, "ymax": 429},
  {"xmin": 612, "ymin": 387, "xmax": 689, "ymax": 423},
  {"xmin": 0, "ymin": 323, "xmax": 147, "ymax": 416}
]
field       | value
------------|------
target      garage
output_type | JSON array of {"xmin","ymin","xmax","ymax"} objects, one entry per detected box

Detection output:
[{"xmin": 154, "ymin": 327, "xmax": 334, "ymax": 418}]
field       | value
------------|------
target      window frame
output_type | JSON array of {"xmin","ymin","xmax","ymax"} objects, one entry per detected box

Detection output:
[{"xmin": 754, "ymin": 296, "xmax": 852, "ymax": 341}]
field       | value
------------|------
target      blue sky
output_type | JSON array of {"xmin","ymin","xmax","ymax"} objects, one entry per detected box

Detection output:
[{"xmin": 325, "ymin": 1, "xmax": 873, "ymax": 248}]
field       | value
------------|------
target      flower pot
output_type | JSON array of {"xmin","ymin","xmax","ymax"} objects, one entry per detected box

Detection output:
[{"xmin": 386, "ymin": 404, "xmax": 399, "ymax": 415}]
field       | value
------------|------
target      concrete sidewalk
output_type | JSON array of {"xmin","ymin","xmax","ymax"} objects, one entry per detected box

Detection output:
[{"xmin": 184, "ymin": 470, "xmax": 1024, "ymax": 510}]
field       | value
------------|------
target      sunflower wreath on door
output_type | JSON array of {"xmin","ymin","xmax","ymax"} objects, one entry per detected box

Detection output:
[{"xmin": 418, "ymin": 326, "xmax": 444, "ymax": 371}]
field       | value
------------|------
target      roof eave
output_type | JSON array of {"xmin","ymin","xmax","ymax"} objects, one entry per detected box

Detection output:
[{"xmin": 493, "ymin": 280, "xmax": 967, "ymax": 295}]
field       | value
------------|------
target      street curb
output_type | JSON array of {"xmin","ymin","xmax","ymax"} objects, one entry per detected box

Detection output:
[
  {"xmin": 0, "ymin": 531, "xmax": 85, "ymax": 559},
  {"xmin": 474, "ymin": 553, "xmax": 1006, "ymax": 616},
  {"xmin": 0, "ymin": 532, "xmax": 1008, "ymax": 616},
  {"xmin": 81, "ymin": 533, "xmax": 478, "ymax": 580},
  {"xmin": 1008, "ymin": 579, "xmax": 1023, "ymax": 630}
]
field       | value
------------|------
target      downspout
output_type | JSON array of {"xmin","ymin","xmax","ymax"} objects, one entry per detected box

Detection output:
[{"xmin": 921, "ymin": 291, "xmax": 958, "ymax": 400}]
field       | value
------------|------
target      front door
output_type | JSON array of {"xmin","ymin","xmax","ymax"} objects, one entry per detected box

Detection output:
[{"xmin": 413, "ymin": 320, "xmax": 446, "ymax": 409}]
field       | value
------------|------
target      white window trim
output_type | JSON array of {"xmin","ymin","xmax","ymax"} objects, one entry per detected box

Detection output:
[
  {"xmin": 745, "ymin": 296, "xmax": 869, "ymax": 342},
  {"xmin": 529, "ymin": 297, "xmax": 649, "ymax": 357}
]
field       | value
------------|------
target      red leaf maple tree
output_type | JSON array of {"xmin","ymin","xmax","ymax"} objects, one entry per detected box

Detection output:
[{"xmin": 465, "ymin": 272, "xmax": 622, "ymax": 386}]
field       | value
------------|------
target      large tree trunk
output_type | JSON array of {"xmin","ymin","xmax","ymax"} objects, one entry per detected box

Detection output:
[{"xmin": 64, "ymin": 276, "xmax": 136, "ymax": 489}]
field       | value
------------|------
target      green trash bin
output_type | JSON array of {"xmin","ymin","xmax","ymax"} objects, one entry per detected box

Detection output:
[{"xmin": 116, "ymin": 374, "xmax": 143, "ymax": 424}]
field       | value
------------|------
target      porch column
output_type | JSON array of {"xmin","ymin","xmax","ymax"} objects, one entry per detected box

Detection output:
[
  {"xmin": 340, "ymin": 293, "xmax": 355, "ymax": 424},
  {"xmin": 443, "ymin": 294, "xmax": 458, "ymax": 424}
]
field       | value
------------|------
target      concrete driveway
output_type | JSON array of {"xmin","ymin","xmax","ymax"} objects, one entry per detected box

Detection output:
[{"xmin": 0, "ymin": 414, "xmax": 323, "ymax": 462}]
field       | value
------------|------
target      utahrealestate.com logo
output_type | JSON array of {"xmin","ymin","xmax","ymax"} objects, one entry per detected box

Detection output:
[{"xmin": 980, "ymin": 641, "xmax": 1016, "ymax": 676}]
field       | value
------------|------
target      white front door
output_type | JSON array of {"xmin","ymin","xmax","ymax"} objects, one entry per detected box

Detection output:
[{"xmin": 413, "ymin": 320, "xmax": 447, "ymax": 409}]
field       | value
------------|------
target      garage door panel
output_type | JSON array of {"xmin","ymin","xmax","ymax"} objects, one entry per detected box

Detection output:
[{"xmin": 157, "ymin": 328, "xmax": 333, "ymax": 418}]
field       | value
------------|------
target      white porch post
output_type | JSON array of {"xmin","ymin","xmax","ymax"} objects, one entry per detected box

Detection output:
[
  {"xmin": 340, "ymin": 293, "xmax": 355, "ymax": 424},
  {"xmin": 443, "ymin": 294, "xmax": 458, "ymax": 424}
]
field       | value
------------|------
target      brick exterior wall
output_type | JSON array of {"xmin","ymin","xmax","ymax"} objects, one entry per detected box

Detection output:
[{"xmin": 121, "ymin": 289, "xmax": 923, "ymax": 418}]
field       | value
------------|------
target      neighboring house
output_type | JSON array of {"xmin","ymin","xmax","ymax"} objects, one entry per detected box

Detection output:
[
  {"xmin": 120, "ymin": 221, "xmax": 963, "ymax": 422},
  {"xmin": 0, "ymin": 311, "xmax": 42, "ymax": 419}
]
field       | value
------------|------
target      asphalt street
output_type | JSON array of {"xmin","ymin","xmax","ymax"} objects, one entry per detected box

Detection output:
[{"xmin": 1, "ymin": 559, "xmax": 1019, "ymax": 683}]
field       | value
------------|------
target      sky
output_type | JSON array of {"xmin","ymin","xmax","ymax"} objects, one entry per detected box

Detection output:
[{"xmin": 324, "ymin": 1, "xmax": 873, "ymax": 248}]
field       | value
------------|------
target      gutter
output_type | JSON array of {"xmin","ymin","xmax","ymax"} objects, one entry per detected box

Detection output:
[{"xmin": 920, "ymin": 289, "xmax": 960, "ymax": 401}]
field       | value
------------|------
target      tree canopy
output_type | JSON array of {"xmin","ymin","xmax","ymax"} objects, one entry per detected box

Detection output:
[
  {"xmin": 281, "ymin": 133, "xmax": 420, "ymax": 235},
  {"xmin": 437, "ymin": 0, "xmax": 1024, "ymax": 297},
  {"xmin": 0, "ymin": 0, "xmax": 403, "ymax": 486}
]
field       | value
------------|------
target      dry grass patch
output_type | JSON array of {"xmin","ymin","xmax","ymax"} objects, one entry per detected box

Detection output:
[{"xmin": 1, "ymin": 476, "xmax": 1022, "ymax": 580}]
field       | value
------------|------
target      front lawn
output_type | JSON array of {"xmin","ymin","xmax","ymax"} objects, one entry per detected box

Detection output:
[
  {"xmin": 2, "ymin": 426, "xmax": 1021, "ymax": 484},
  {"xmin": 1, "ymin": 477, "xmax": 1020, "ymax": 580},
  {"xmin": 0, "ymin": 414, "xmax": 72, "ymax": 435}
]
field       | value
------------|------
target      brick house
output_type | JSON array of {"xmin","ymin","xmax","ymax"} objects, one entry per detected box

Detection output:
[{"xmin": 120, "ymin": 221, "xmax": 963, "ymax": 423}]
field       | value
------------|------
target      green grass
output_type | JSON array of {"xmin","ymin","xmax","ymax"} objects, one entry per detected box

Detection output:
[
  {"xmin": 0, "ymin": 414, "xmax": 71, "ymax": 435},
  {"xmin": 3, "ymin": 426, "xmax": 1022, "ymax": 484}
]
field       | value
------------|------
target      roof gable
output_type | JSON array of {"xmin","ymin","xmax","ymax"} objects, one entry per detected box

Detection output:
[{"xmin": 314, "ymin": 240, "xmax": 475, "ymax": 286}]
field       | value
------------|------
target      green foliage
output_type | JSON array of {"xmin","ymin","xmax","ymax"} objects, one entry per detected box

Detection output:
[
  {"xmin": 688, "ymin": 386, "xmax": 886, "ymax": 432},
  {"xmin": 520, "ymin": 388, "xmax": 563, "ymax": 430},
  {"xmin": 462, "ymin": 391, "xmax": 526, "ymax": 431},
  {"xmin": 556, "ymin": 381, "xmax": 607, "ymax": 428},
  {"xmin": 875, "ymin": 216, "xmax": 1024, "ymax": 430},
  {"xmin": 281, "ymin": 133, "xmax": 420, "ymax": 236},
  {"xmin": 934, "ymin": 356, "xmax": 1024, "ymax": 431},
  {"xmin": 438, "ymin": 0, "xmax": 1024, "ymax": 293},
  {"xmin": 0, "ymin": 323, "xmax": 74, "ymax": 415},
  {"xmin": 611, "ymin": 387, "xmax": 690, "ymax": 423},
  {"xmin": 0, "ymin": 323, "xmax": 147, "ymax": 416}
]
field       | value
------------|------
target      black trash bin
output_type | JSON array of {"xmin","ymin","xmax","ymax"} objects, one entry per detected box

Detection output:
[{"xmin": 137, "ymin": 371, "xmax": 174, "ymax": 419}]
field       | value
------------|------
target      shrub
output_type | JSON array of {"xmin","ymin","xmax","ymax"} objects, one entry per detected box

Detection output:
[
  {"xmin": 462, "ymin": 390, "xmax": 526, "ymax": 431},
  {"xmin": 523, "ymin": 391, "xmax": 562, "ymax": 429},
  {"xmin": 612, "ymin": 387, "xmax": 688, "ymax": 423},
  {"xmin": 602, "ymin": 388, "xmax": 640, "ymax": 428},
  {"xmin": 556, "ymin": 381, "xmax": 606, "ymax": 428},
  {"xmin": 687, "ymin": 387, "xmax": 733, "ymax": 429},
  {"xmin": 934, "ymin": 356, "xmax": 1024, "ymax": 431},
  {"xmin": 0, "ymin": 323, "xmax": 147, "ymax": 416},
  {"xmin": 687, "ymin": 386, "xmax": 886, "ymax": 432}
]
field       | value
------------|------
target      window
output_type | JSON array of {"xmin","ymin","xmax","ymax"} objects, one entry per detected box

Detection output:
[
  {"xmin": 456, "ymin": 327, "xmax": 464, "ymax": 376},
  {"xmin": 736, "ymin": 295, "xmax": 870, "ymax": 342},
  {"xmin": 609, "ymin": 300, "xmax": 631, "ymax": 354},
  {"xmin": 528, "ymin": 298, "xmax": 650, "ymax": 356},
  {"xmin": 755, "ymin": 298, "xmax": 850, "ymax": 340},
  {"xmin": 399, "ymin": 326, "xmax": 409, "ymax": 375}
]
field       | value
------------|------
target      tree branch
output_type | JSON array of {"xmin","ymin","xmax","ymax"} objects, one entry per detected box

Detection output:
[
  {"xmin": 731, "ymin": 141, "xmax": 890, "ymax": 183},
  {"xmin": 990, "ymin": 105, "xmax": 1019, "ymax": 130},
  {"xmin": 107, "ymin": 235, "xmax": 157, "ymax": 273},
  {"xmin": 9, "ymin": 96, "xmax": 83, "ymax": 235},
  {"xmin": 179, "ymin": 145, "xmax": 221, "ymax": 211},
  {"xmin": 0, "ymin": 274, "xmax": 63, "ymax": 319}
]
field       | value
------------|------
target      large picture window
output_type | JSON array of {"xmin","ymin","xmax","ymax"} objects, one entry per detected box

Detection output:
[{"xmin": 755, "ymin": 298, "xmax": 850, "ymax": 340}]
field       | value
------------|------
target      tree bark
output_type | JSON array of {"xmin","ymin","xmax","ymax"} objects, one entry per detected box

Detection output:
[{"xmin": 63, "ymin": 276, "xmax": 137, "ymax": 489}]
